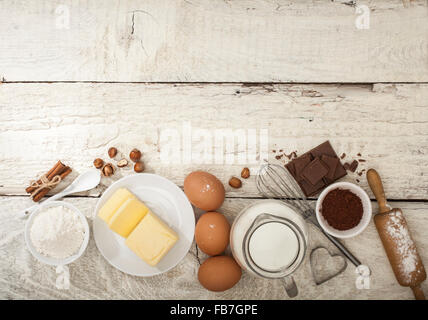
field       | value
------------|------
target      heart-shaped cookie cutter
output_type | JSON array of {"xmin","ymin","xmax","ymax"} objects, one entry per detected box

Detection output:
[{"xmin": 310, "ymin": 246, "xmax": 347, "ymax": 285}]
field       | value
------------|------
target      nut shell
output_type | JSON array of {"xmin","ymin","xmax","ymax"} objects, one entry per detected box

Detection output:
[
  {"xmin": 134, "ymin": 161, "xmax": 145, "ymax": 173},
  {"xmin": 117, "ymin": 158, "xmax": 128, "ymax": 167},
  {"xmin": 102, "ymin": 163, "xmax": 114, "ymax": 176},
  {"xmin": 108, "ymin": 147, "xmax": 117, "ymax": 158},
  {"xmin": 130, "ymin": 148, "xmax": 142, "ymax": 162},
  {"xmin": 229, "ymin": 177, "xmax": 242, "ymax": 188},
  {"xmin": 93, "ymin": 158, "xmax": 104, "ymax": 169},
  {"xmin": 241, "ymin": 167, "xmax": 250, "ymax": 179}
]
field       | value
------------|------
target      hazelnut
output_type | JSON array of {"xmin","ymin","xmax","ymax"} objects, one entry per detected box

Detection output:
[
  {"xmin": 229, "ymin": 177, "xmax": 242, "ymax": 188},
  {"xmin": 117, "ymin": 158, "xmax": 128, "ymax": 167},
  {"xmin": 134, "ymin": 161, "xmax": 145, "ymax": 173},
  {"xmin": 241, "ymin": 167, "xmax": 250, "ymax": 179},
  {"xmin": 102, "ymin": 163, "xmax": 114, "ymax": 177},
  {"xmin": 93, "ymin": 158, "xmax": 104, "ymax": 169},
  {"xmin": 130, "ymin": 148, "xmax": 142, "ymax": 162},
  {"xmin": 108, "ymin": 147, "xmax": 117, "ymax": 158}
]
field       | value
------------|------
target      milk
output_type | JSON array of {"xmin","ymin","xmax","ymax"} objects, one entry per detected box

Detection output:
[{"xmin": 249, "ymin": 222, "xmax": 299, "ymax": 271}]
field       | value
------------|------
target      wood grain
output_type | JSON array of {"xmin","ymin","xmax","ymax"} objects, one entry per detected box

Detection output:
[
  {"xmin": 0, "ymin": 0, "xmax": 427, "ymax": 82},
  {"xmin": 0, "ymin": 83, "xmax": 427, "ymax": 199},
  {"xmin": 1, "ymin": 196, "xmax": 427, "ymax": 300}
]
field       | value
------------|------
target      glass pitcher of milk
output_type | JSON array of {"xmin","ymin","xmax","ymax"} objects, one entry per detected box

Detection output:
[{"xmin": 230, "ymin": 200, "xmax": 308, "ymax": 297}]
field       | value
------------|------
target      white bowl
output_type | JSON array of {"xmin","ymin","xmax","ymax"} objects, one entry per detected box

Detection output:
[
  {"xmin": 25, "ymin": 201, "xmax": 90, "ymax": 266},
  {"xmin": 315, "ymin": 182, "xmax": 372, "ymax": 239}
]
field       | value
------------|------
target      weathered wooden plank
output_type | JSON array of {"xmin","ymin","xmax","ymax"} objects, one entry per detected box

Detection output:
[
  {"xmin": 0, "ymin": 0, "xmax": 427, "ymax": 82},
  {"xmin": 1, "ymin": 196, "xmax": 427, "ymax": 299},
  {"xmin": 1, "ymin": 83, "xmax": 427, "ymax": 199}
]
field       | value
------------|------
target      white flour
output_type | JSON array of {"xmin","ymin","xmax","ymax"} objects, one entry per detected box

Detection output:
[
  {"xmin": 386, "ymin": 210, "xmax": 419, "ymax": 282},
  {"xmin": 30, "ymin": 206, "xmax": 85, "ymax": 259}
]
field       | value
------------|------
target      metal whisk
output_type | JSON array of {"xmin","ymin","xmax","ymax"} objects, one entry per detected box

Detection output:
[{"xmin": 256, "ymin": 163, "xmax": 361, "ymax": 267}]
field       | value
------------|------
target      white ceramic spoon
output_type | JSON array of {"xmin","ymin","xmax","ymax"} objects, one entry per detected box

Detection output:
[{"xmin": 21, "ymin": 169, "xmax": 101, "ymax": 217}]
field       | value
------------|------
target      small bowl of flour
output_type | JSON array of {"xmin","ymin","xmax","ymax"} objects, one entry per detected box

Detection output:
[{"xmin": 25, "ymin": 201, "xmax": 89, "ymax": 266}]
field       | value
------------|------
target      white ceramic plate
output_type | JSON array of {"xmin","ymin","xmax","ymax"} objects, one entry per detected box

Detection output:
[{"xmin": 93, "ymin": 174, "xmax": 195, "ymax": 276}]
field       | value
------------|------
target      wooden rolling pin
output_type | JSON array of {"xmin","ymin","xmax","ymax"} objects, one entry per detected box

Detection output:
[{"xmin": 367, "ymin": 169, "xmax": 426, "ymax": 300}]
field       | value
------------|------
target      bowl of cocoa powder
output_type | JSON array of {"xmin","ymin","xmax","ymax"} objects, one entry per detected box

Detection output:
[{"xmin": 315, "ymin": 182, "xmax": 372, "ymax": 238}]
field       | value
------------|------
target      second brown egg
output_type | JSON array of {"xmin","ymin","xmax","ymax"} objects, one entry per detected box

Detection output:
[{"xmin": 195, "ymin": 212, "xmax": 230, "ymax": 256}]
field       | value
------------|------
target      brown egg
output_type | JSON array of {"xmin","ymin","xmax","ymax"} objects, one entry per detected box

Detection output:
[
  {"xmin": 198, "ymin": 256, "xmax": 242, "ymax": 292},
  {"xmin": 184, "ymin": 171, "xmax": 225, "ymax": 211},
  {"xmin": 195, "ymin": 212, "xmax": 230, "ymax": 256}
]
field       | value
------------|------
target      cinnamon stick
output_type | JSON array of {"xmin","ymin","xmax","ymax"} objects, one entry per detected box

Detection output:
[
  {"xmin": 25, "ymin": 161, "xmax": 64, "ymax": 194},
  {"xmin": 32, "ymin": 166, "xmax": 72, "ymax": 202},
  {"xmin": 46, "ymin": 162, "xmax": 66, "ymax": 180}
]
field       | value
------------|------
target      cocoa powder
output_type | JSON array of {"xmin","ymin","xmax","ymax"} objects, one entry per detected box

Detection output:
[{"xmin": 321, "ymin": 188, "xmax": 363, "ymax": 230}]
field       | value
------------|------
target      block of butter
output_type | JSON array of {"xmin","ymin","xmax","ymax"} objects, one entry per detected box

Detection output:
[
  {"xmin": 98, "ymin": 188, "xmax": 135, "ymax": 223},
  {"xmin": 126, "ymin": 211, "xmax": 178, "ymax": 266},
  {"xmin": 108, "ymin": 198, "xmax": 149, "ymax": 237}
]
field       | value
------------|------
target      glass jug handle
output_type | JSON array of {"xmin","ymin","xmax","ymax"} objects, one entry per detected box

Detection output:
[{"xmin": 281, "ymin": 276, "xmax": 298, "ymax": 298}]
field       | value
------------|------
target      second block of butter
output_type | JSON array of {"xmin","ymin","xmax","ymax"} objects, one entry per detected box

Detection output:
[
  {"xmin": 126, "ymin": 211, "xmax": 178, "ymax": 266},
  {"xmin": 109, "ymin": 198, "xmax": 149, "ymax": 237}
]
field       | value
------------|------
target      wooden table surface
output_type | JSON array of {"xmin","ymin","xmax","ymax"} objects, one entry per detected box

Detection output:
[{"xmin": 1, "ymin": 0, "xmax": 427, "ymax": 300}]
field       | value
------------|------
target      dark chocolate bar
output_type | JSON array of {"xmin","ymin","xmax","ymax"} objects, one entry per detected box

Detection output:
[
  {"xmin": 321, "ymin": 155, "xmax": 339, "ymax": 180},
  {"xmin": 285, "ymin": 141, "xmax": 347, "ymax": 197}
]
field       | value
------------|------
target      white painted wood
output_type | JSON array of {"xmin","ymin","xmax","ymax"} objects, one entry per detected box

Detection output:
[
  {"xmin": 1, "ymin": 83, "xmax": 427, "ymax": 199},
  {"xmin": 0, "ymin": 0, "xmax": 427, "ymax": 82},
  {"xmin": 1, "ymin": 196, "xmax": 427, "ymax": 299}
]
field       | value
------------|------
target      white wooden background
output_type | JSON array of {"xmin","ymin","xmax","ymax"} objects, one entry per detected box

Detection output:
[{"xmin": 0, "ymin": 0, "xmax": 427, "ymax": 300}]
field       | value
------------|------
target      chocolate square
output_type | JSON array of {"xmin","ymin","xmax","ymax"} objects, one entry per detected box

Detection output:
[
  {"xmin": 294, "ymin": 153, "xmax": 312, "ymax": 177},
  {"xmin": 298, "ymin": 178, "xmax": 326, "ymax": 197},
  {"xmin": 333, "ymin": 162, "xmax": 347, "ymax": 179},
  {"xmin": 311, "ymin": 141, "xmax": 337, "ymax": 158},
  {"xmin": 320, "ymin": 155, "xmax": 339, "ymax": 180},
  {"xmin": 285, "ymin": 161, "xmax": 296, "ymax": 176},
  {"xmin": 301, "ymin": 157, "xmax": 329, "ymax": 185}
]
